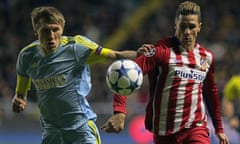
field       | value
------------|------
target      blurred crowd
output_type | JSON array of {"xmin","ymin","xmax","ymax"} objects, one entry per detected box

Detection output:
[{"xmin": 0, "ymin": 0, "xmax": 240, "ymax": 138}]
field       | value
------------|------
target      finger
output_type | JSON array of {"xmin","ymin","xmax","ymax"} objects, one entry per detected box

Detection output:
[
  {"xmin": 19, "ymin": 103, "xmax": 25, "ymax": 109},
  {"xmin": 16, "ymin": 98, "xmax": 26, "ymax": 106},
  {"xmin": 12, "ymin": 101, "xmax": 25, "ymax": 113},
  {"xmin": 101, "ymin": 126, "xmax": 113, "ymax": 133},
  {"xmin": 101, "ymin": 123, "xmax": 119, "ymax": 133},
  {"xmin": 143, "ymin": 44, "xmax": 154, "ymax": 48},
  {"xmin": 101, "ymin": 123, "xmax": 110, "ymax": 131},
  {"xmin": 13, "ymin": 104, "xmax": 21, "ymax": 113},
  {"xmin": 100, "ymin": 125, "xmax": 107, "ymax": 130}
]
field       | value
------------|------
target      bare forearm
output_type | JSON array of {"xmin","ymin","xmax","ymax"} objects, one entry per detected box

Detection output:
[
  {"xmin": 107, "ymin": 44, "xmax": 154, "ymax": 60},
  {"xmin": 109, "ymin": 50, "xmax": 137, "ymax": 60}
]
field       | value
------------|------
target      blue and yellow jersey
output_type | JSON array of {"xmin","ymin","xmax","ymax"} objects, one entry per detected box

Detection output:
[
  {"xmin": 223, "ymin": 75, "xmax": 240, "ymax": 101},
  {"xmin": 16, "ymin": 35, "xmax": 113, "ymax": 125}
]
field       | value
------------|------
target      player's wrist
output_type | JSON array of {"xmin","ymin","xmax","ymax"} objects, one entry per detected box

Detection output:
[
  {"xmin": 114, "ymin": 111, "xmax": 126, "ymax": 115},
  {"xmin": 114, "ymin": 112, "xmax": 126, "ymax": 120}
]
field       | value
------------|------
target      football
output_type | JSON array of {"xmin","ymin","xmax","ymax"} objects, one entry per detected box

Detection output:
[{"xmin": 106, "ymin": 59, "xmax": 143, "ymax": 95}]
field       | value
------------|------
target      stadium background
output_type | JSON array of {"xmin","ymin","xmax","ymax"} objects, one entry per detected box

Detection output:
[{"xmin": 0, "ymin": 0, "xmax": 240, "ymax": 143}]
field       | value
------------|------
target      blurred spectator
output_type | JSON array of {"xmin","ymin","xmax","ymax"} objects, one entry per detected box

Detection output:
[{"xmin": 222, "ymin": 74, "xmax": 240, "ymax": 132}]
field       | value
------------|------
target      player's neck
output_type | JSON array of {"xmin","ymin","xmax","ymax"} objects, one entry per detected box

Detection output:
[
  {"xmin": 40, "ymin": 45, "xmax": 58, "ymax": 56},
  {"xmin": 181, "ymin": 43, "xmax": 195, "ymax": 52}
]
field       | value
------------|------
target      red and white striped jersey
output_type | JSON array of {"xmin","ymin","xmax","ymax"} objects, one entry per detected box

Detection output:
[{"xmin": 113, "ymin": 36, "xmax": 224, "ymax": 136}]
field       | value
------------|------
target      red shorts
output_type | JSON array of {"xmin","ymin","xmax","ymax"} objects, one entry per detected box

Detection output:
[{"xmin": 154, "ymin": 126, "xmax": 210, "ymax": 144}]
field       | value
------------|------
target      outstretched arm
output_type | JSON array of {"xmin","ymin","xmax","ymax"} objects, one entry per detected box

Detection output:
[
  {"xmin": 107, "ymin": 44, "xmax": 154, "ymax": 60},
  {"xmin": 101, "ymin": 44, "xmax": 154, "ymax": 133}
]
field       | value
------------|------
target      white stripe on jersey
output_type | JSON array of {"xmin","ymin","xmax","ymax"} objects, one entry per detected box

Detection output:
[
  {"xmin": 172, "ymin": 49, "xmax": 186, "ymax": 133},
  {"xmin": 185, "ymin": 81, "xmax": 199, "ymax": 128},
  {"xmin": 185, "ymin": 46, "xmax": 201, "ymax": 128},
  {"xmin": 172, "ymin": 80, "xmax": 186, "ymax": 133},
  {"xmin": 158, "ymin": 48, "xmax": 179, "ymax": 135}
]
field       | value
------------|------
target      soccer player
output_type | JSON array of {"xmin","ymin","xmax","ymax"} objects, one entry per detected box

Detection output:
[
  {"xmin": 11, "ymin": 6, "xmax": 148, "ymax": 144},
  {"xmin": 102, "ymin": 1, "xmax": 230, "ymax": 144},
  {"xmin": 222, "ymin": 74, "xmax": 240, "ymax": 132}
]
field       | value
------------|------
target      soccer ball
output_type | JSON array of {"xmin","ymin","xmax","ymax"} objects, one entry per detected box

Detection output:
[{"xmin": 106, "ymin": 59, "xmax": 143, "ymax": 95}]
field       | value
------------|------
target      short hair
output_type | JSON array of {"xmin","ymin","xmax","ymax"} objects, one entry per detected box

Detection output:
[
  {"xmin": 175, "ymin": 1, "xmax": 201, "ymax": 22},
  {"xmin": 31, "ymin": 6, "xmax": 65, "ymax": 30}
]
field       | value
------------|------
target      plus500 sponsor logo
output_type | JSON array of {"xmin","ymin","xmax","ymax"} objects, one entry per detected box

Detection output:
[{"xmin": 174, "ymin": 68, "xmax": 206, "ymax": 81}]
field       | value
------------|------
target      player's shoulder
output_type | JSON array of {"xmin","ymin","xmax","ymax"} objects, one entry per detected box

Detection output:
[
  {"xmin": 61, "ymin": 35, "xmax": 87, "ymax": 44},
  {"xmin": 155, "ymin": 36, "xmax": 180, "ymax": 49},
  {"xmin": 20, "ymin": 40, "xmax": 39, "ymax": 53},
  {"xmin": 197, "ymin": 44, "xmax": 215, "ymax": 56},
  {"xmin": 61, "ymin": 35, "xmax": 98, "ymax": 49}
]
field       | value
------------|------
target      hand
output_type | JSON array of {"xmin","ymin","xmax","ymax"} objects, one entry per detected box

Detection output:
[
  {"xmin": 216, "ymin": 133, "xmax": 229, "ymax": 144},
  {"xmin": 101, "ymin": 113, "xmax": 126, "ymax": 133},
  {"xmin": 12, "ymin": 94, "xmax": 27, "ymax": 113},
  {"xmin": 137, "ymin": 44, "xmax": 155, "ymax": 56}
]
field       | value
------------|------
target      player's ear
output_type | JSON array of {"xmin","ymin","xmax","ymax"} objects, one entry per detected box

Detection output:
[
  {"xmin": 197, "ymin": 22, "xmax": 202, "ymax": 32},
  {"xmin": 32, "ymin": 24, "xmax": 38, "ymax": 36},
  {"xmin": 174, "ymin": 18, "xmax": 177, "ymax": 29}
]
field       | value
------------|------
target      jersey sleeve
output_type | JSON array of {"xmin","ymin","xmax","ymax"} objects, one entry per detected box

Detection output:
[
  {"xmin": 135, "ymin": 47, "xmax": 164, "ymax": 74},
  {"xmin": 16, "ymin": 47, "xmax": 31, "ymax": 77},
  {"xmin": 86, "ymin": 47, "xmax": 112, "ymax": 64},
  {"xmin": 73, "ymin": 35, "xmax": 113, "ymax": 64},
  {"xmin": 15, "ymin": 74, "xmax": 31, "ymax": 96},
  {"xmin": 223, "ymin": 76, "xmax": 240, "ymax": 101},
  {"xmin": 113, "ymin": 94, "xmax": 127, "ymax": 114},
  {"xmin": 202, "ymin": 54, "xmax": 224, "ymax": 134},
  {"xmin": 15, "ymin": 44, "xmax": 35, "ymax": 95}
]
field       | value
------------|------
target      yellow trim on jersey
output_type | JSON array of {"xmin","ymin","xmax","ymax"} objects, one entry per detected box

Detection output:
[
  {"xmin": 74, "ymin": 35, "xmax": 99, "ymax": 49},
  {"xmin": 61, "ymin": 35, "xmax": 99, "ymax": 50},
  {"xmin": 88, "ymin": 120, "xmax": 101, "ymax": 144},
  {"xmin": 62, "ymin": 35, "xmax": 113, "ymax": 64},
  {"xmin": 223, "ymin": 75, "xmax": 240, "ymax": 100},
  {"xmin": 21, "ymin": 42, "xmax": 38, "ymax": 52},
  {"xmin": 15, "ymin": 75, "xmax": 31, "ymax": 96},
  {"xmin": 86, "ymin": 47, "xmax": 112, "ymax": 64}
]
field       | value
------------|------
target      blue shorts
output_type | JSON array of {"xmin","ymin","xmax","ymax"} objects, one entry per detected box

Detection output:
[{"xmin": 40, "ymin": 118, "xmax": 101, "ymax": 144}]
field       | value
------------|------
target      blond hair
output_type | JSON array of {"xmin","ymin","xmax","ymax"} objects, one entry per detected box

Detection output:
[
  {"xmin": 175, "ymin": 1, "xmax": 201, "ymax": 22},
  {"xmin": 31, "ymin": 6, "xmax": 65, "ymax": 30}
]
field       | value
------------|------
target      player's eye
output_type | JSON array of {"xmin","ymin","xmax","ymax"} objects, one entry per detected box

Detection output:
[
  {"xmin": 52, "ymin": 27, "xmax": 60, "ymax": 32},
  {"xmin": 40, "ymin": 28, "xmax": 51, "ymax": 34},
  {"xmin": 180, "ymin": 24, "xmax": 196, "ymax": 30},
  {"xmin": 189, "ymin": 24, "xmax": 196, "ymax": 29}
]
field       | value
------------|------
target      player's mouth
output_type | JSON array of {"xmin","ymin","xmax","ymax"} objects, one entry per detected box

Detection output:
[
  {"xmin": 183, "ymin": 37, "xmax": 192, "ymax": 43},
  {"xmin": 47, "ymin": 41, "xmax": 56, "ymax": 49}
]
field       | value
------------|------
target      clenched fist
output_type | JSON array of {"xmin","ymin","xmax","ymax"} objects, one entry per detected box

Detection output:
[{"xmin": 12, "ymin": 94, "xmax": 27, "ymax": 113}]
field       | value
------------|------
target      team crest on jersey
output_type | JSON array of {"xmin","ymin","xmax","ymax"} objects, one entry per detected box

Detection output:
[
  {"xmin": 144, "ymin": 48, "xmax": 156, "ymax": 57},
  {"xmin": 200, "ymin": 57, "xmax": 208, "ymax": 71}
]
